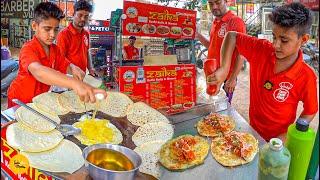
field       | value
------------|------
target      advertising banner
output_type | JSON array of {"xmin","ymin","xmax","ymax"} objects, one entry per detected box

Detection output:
[
  {"xmin": 118, "ymin": 64, "xmax": 196, "ymax": 112},
  {"xmin": 286, "ymin": 0, "xmax": 319, "ymax": 10},
  {"xmin": 123, "ymin": 0, "xmax": 197, "ymax": 39},
  {"xmin": 89, "ymin": 20, "xmax": 114, "ymax": 35}
]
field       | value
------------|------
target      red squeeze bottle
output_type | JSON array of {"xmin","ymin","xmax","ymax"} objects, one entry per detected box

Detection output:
[{"xmin": 203, "ymin": 59, "xmax": 219, "ymax": 95}]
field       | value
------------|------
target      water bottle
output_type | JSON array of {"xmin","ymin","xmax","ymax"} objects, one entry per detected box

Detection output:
[
  {"xmin": 258, "ymin": 138, "xmax": 291, "ymax": 180},
  {"xmin": 286, "ymin": 119, "xmax": 316, "ymax": 180}
]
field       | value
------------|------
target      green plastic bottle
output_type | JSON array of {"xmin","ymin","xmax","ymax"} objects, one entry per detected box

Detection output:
[
  {"xmin": 258, "ymin": 138, "xmax": 291, "ymax": 180},
  {"xmin": 285, "ymin": 119, "xmax": 316, "ymax": 180}
]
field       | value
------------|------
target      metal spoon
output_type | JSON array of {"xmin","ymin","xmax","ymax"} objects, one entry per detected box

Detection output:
[{"xmin": 12, "ymin": 99, "xmax": 81, "ymax": 137}]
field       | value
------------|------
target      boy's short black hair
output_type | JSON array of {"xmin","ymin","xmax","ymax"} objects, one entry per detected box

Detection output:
[
  {"xmin": 74, "ymin": 0, "xmax": 93, "ymax": 13},
  {"xmin": 269, "ymin": 2, "xmax": 312, "ymax": 36},
  {"xmin": 34, "ymin": 2, "xmax": 65, "ymax": 22}
]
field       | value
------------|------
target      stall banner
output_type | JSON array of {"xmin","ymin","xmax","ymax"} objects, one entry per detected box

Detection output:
[
  {"xmin": 1, "ymin": 0, "xmax": 41, "ymax": 19},
  {"xmin": 118, "ymin": 64, "xmax": 196, "ymax": 112},
  {"xmin": 286, "ymin": 0, "xmax": 319, "ymax": 10},
  {"xmin": 1, "ymin": 127, "xmax": 54, "ymax": 180},
  {"xmin": 89, "ymin": 20, "xmax": 114, "ymax": 35},
  {"xmin": 123, "ymin": 0, "xmax": 197, "ymax": 39}
]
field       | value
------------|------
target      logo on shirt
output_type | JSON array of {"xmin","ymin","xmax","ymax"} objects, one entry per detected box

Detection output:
[
  {"xmin": 83, "ymin": 35, "xmax": 89, "ymax": 47},
  {"xmin": 273, "ymin": 82, "xmax": 293, "ymax": 102},
  {"xmin": 218, "ymin": 23, "xmax": 227, "ymax": 38}
]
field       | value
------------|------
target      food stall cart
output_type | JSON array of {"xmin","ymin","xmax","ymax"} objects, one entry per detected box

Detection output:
[
  {"xmin": 0, "ymin": 1, "xmax": 268, "ymax": 180},
  {"xmin": 1, "ymin": 103, "xmax": 266, "ymax": 180}
]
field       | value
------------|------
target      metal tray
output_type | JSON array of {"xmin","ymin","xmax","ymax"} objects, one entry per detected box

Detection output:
[{"xmin": 161, "ymin": 96, "xmax": 230, "ymax": 124}]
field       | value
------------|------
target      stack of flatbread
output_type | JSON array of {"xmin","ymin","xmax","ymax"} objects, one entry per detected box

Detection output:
[
  {"xmin": 6, "ymin": 104, "xmax": 84, "ymax": 174},
  {"xmin": 196, "ymin": 113, "xmax": 259, "ymax": 167},
  {"xmin": 128, "ymin": 102, "xmax": 174, "ymax": 179}
]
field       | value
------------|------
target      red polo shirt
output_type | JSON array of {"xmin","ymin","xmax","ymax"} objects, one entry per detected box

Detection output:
[
  {"xmin": 235, "ymin": 33, "xmax": 318, "ymax": 140},
  {"xmin": 123, "ymin": 45, "xmax": 139, "ymax": 60},
  {"xmin": 7, "ymin": 37, "xmax": 70, "ymax": 108},
  {"xmin": 207, "ymin": 11, "xmax": 246, "ymax": 79},
  {"xmin": 57, "ymin": 23, "xmax": 89, "ymax": 72}
]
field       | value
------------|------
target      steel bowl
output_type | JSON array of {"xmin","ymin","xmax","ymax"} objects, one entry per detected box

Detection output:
[{"xmin": 83, "ymin": 144, "xmax": 142, "ymax": 180}]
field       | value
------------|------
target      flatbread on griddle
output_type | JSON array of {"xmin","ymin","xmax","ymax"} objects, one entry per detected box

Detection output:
[
  {"xmin": 32, "ymin": 92, "xmax": 69, "ymax": 115},
  {"xmin": 6, "ymin": 122, "xmax": 63, "ymax": 152},
  {"xmin": 211, "ymin": 131, "xmax": 258, "ymax": 167},
  {"xmin": 21, "ymin": 139, "xmax": 84, "ymax": 174},
  {"xmin": 15, "ymin": 103, "xmax": 60, "ymax": 132},
  {"xmin": 99, "ymin": 91, "xmax": 133, "ymax": 117},
  {"xmin": 197, "ymin": 113, "xmax": 235, "ymax": 137},
  {"xmin": 58, "ymin": 90, "xmax": 86, "ymax": 113},
  {"xmin": 127, "ymin": 102, "xmax": 169, "ymax": 126},
  {"xmin": 159, "ymin": 135, "xmax": 209, "ymax": 171},
  {"xmin": 132, "ymin": 122, "xmax": 174, "ymax": 147}
]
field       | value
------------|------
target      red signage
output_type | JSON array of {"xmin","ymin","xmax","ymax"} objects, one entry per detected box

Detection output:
[
  {"xmin": 89, "ymin": 20, "xmax": 114, "ymax": 35},
  {"xmin": 123, "ymin": 0, "xmax": 197, "ymax": 39},
  {"xmin": 286, "ymin": 0, "xmax": 319, "ymax": 10},
  {"xmin": 117, "ymin": 65, "xmax": 196, "ymax": 111}
]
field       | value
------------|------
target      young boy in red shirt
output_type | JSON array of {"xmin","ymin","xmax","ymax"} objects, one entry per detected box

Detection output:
[
  {"xmin": 7, "ymin": 2, "xmax": 106, "ymax": 108},
  {"xmin": 209, "ymin": 2, "xmax": 318, "ymax": 141}
]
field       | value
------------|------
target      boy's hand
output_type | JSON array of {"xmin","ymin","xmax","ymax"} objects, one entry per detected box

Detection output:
[
  {"xmin": 72, "ymin": 80, "xmax": 107, "ymax": 103},
  {"xmin": 206, "ymin": 67, "xmax": 228, "ymax": 95},
  {"xmin": 69, "ymin": 64, "xmax": 85, "ymax": 81},
  {"xmin": 224, "ymin": 77, "xmax": 237, "ymax": 93}
]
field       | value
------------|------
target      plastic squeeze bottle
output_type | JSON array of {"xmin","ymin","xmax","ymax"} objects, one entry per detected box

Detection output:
[
  {"xmin": 203, "ymin": 58, "xmax": 219, "ymax": 95},
  {"xmin": 258, "ymin": 138, "xmax": 291, "ymax": 180},
  {"xmin": 285, "ymin": 118, "xmax": 316, "ymax": 180}
]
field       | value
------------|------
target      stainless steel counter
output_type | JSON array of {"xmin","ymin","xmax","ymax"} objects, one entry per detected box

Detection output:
[
  {"xmin": 1, "ymin": 105, "xmax": 266, "ymax": 180},
  {"xmin": 161, "ymin": 107, "xmax": 266, "ymax": 180}
]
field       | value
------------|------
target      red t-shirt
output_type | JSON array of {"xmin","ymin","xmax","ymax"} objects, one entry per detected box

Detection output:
[
  {"xmin": 7, "ymin": 37, "xmax": 70, "ymax": 108},
  {"xmin": 236, "ymin": 33, "xmax": 318, "ymax": 140},
  {"xmin": 57, "ymin": 23, "xmax": 89, "ymax": 72},
  {"xmin": 123, "ymin": 45, "xmax": 139, "ymax": 60},
  {"xmin": 207, "ymin": 11, "xmax": 246, "ymax": 79}
]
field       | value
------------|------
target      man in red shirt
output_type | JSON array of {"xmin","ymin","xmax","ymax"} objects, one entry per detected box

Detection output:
[
  {"xmin": 123, "ymin": 36, "xmax": 140, "ymax": 60},
  {"xmin": 196, "ymin": 0, "xmax": 246, "ymax": 103},
  {"xmin": 210, "ymin": 2, "xmax": 318, "ymax": 141},
  {"xmin": 7, "ymin": 2, "xmax": 106, "ymax": 108},
  {"xmin": 163, "ymin": 41, "xmax": 171, "ymax": 55},
  {"xmin": 57, "ymin": 0, "xmax": 96, "ymax": 75}
]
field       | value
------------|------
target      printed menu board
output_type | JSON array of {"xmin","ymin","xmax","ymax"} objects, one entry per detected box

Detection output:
[
  {"xmin": 123, "ymin": 0, "xmax": 197, "ymax": 39},
  {"xmin": 117, "ymin": 65, "xmax": 196, "ymax": 111}
]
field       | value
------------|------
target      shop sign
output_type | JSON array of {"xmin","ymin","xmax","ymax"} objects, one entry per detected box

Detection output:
[
  {"xmin": 1, "ymin": 0, "xmax": 41, "ymax": 19},
  {"xmin": 89, "ymin": 20, "xmax": 114, "ymax": 35},
  {"xmin": 1, "ymin": 127, "xmax": 54, "ymax": 180},
  {"xmin": 122, "ymin": 0, "xmax": 197, "ymax": 39},
  {"xmin": 286, "ymin": 0, "xmax": 319, "ymax": 10},
  {"xmin": 118, "ymin": 64, "xmax": 196, "ymax": 111}
]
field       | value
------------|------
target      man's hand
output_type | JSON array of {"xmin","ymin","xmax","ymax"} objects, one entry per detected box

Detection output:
[
  {"xmin": 71, "ymin": 80, "xmax": 107, "ymax": 103},
  {"xmin": 89, "ymin": 68, "xmax": 98, "ymax": 77},
  {"xmin": 69, "ymin": 64, "xmax": 85, "ymax": 81},
  {"xmin": 224, "ymin": 77, "xmax": 237, "ymax": 93}
]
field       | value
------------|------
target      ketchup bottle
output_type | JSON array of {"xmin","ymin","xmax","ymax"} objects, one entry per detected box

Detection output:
[{"xmin": 203, "ymin": 58, "xmax": 219, "ymax": 95}]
